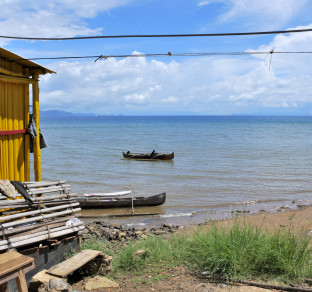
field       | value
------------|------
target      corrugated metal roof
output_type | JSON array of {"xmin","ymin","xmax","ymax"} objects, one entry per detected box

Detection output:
[{"xmin": 0, "ymin": 47, "xmax": 55, "ymax": 74}]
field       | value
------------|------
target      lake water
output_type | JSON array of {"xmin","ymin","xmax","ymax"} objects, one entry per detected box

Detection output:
[{"xmin": 37, "ymin": 116, "xmax": 312, "ymax": 225}]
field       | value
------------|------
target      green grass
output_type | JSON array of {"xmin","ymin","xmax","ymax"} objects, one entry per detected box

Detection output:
[
  {"xmin": 81, "ymin": 221, "xmax": 312, "ymax": 284},
  {"xmin": 114, "ymin": 235, "xmax": 187, "ymax": 272},
  {"xmin": 185, "ymin": 222, "xmax": 312, "ymax": 282},
  {"xmin": 81, "ymin": 236, "xmax": 112, "ymax": 255}
]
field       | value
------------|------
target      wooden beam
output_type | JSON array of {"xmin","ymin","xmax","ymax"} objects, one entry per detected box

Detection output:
[
  {"xmin": 0, "ymin": 74, "xmax": 34, "ymax": 84},
  {"xmin": 32, "ymin": 74, "xmax": 41, "ymax": 181},
  {"xmin": 30, "ymin": 68, "xmax": 55, "ymax": 75},
  {"xmin": 0, "ymin": 66, "xmax": 30, "ymax": 78}
]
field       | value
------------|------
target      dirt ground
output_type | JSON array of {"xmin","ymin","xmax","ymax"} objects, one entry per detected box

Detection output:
[
  {"xmin": 111, "ymin": 269, "xmax": 280, "ymax": 292},
  {"xmin": 74, "ymin": 206, "xmax": 312, "ymax": 291},
  {"xmin": 72, "ymin": 267, "xmax": 280, "ymax": 292}
]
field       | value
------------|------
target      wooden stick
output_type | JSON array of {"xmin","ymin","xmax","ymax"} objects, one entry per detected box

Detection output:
[
  {"xmin": 0, "ymin": 193, "xmax": 78, "ymax": 205},
  {"xmin": 27, "ymin": 184, "xmax": 71, "ymax": 192},
  {"xmin": 0, "ymin": 199, "xmax": 77, "ymax": 210},
  {"xmin": 0, "ymin": 226, "xmax": 85, "ymax": 251},
  {"xmin": 8, "ymin": 220, "xmax": 75, "ymax": 239},
  {"xmin": 1, "ymin": 208, "xmax": 81, "ymax": 228},
  {"xmin": 0, "ymin": 193, "xmax": 20, "ymax": 200},
  {"xmin": 0, "ymin": 202, "xmax": 79, "ymax": 222},
  {"xmin": 29, "ymin": 185, "xmax": 71, "ymax": 195},
  {"xmin": 0, "ymin": 223, "xmax": 84, "ymax": 246},
  {"xmin": 0, "ymin": 216, "xmax": 74, "ymax": 237},
  {"xmin": 24, "ymin": 181, "xmax": 67, "ymax": 188}
]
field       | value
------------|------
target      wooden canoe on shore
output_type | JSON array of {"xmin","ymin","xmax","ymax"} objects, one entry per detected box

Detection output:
[
  {"xmin": 123, "ymin": 151, "xmax": 174, "ymax": 160},
  {"xmin": 76, "ymin": 192, "xmax": 166, "ymax": 208}
]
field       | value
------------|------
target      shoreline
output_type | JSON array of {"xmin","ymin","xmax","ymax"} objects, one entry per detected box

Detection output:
[{"xmin": 79, "ymin": 198, "xmax": 312, "ymax": 229}]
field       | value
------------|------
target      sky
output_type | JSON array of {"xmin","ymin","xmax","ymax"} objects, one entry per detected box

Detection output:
[{"xmin": 2, "ymin": 0, "xmax": 312, "ymax": 115}]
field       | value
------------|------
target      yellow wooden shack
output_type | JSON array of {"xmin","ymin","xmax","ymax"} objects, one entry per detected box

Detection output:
[{"xmin": 0, "ymin": 47, "xmax": 54, "ymax": 182}]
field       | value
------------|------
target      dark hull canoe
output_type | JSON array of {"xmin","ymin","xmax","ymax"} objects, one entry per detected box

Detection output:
[
  {"xmin": 77, "ymin": 192, "xmax": 166, "ymax": 208},
  {"xmin": 123, "ymin": 152, "xmax": 174, "ymax": 160}
]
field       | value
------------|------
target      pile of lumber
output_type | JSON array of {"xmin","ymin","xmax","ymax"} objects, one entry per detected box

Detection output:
[{"xmin": 0, "ymin": 181, "xmax": 84, "ymax": 252}]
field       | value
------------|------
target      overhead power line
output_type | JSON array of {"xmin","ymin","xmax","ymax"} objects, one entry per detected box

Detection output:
[
  {"xmin": 8, "ymin": 51, "xmax": 312, "ymax": 62},
  {"xmin": 1, "ymin": 28, "xmax": 312, "ymax": 41}
]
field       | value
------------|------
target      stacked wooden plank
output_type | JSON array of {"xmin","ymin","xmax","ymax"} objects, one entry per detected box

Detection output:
[{"xmin": 0, "ymin": 181, "xmax": 84, "ymax": 252}]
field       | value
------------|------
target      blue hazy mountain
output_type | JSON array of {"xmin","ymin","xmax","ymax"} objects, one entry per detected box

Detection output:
[
  {"xmin": 40, "ymin": 110, "xmax": 123, "ymax": 117},
  {"xmin": 40, "ymin": 110, "xmax": 75, "ymax": 117}
]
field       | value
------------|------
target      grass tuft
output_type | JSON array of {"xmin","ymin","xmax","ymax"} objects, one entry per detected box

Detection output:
[
  {"xmin": 185, "ymin": 222, "xmax": 312, "ymax": 282},
  {"xmin": 82, "ymin": 220, "xmax": 312, "ymax": 284}
]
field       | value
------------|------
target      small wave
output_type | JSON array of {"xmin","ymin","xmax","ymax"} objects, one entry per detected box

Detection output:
[
  {"xmin": 238, "ymin": 200, "xmax": 258, "ymax": 205},
  {"xmin": 160, "ymin": 212, "xmax": 194, "ymax": 218},
  {"xmin": 126, "ymin": 223, "xmax": 147, "ymax": 227}
]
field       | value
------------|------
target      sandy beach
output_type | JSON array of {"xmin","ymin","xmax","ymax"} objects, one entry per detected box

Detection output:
[
  {"xmin": 204, "ymin": 204, "xmax": 312, "ymax": 234},
  {"xmin": 79, "ymin": 205, "xmax": 312, "ymax": 292}
]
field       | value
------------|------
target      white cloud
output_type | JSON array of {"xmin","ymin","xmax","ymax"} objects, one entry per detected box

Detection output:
[
  {"xmin": 0, "ymin": 0, "xmax": 131, "ymax": 46},
  {"xmin": 198, "ymin": 0, "xmax": 309, "ymax": 29},
  {"xmin": 197, "ymin": 1, "xmax": 214, "ymax": 6},
  {"xmin": 39, "ymin": 23, "xmax": 312, "ymax": 115},
  {"xmin": 251, "ymin": 24, "xmax": 312, "ymax": 75},
  {"xmin": 39, "ymin": 57, "xmax": 309, "ymax": 114},
  {"xmin": 222, "ymin": 0, "xmax": 306, "ymax": 22}
]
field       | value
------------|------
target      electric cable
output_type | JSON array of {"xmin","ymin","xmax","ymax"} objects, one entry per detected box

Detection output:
[
  {"xmin": 5, "ymin": 51, "xmax": 312, "ymax": 62},
  {"xmin": 0, "ymin": 28, "xmax": 312, "ymax": 41}
]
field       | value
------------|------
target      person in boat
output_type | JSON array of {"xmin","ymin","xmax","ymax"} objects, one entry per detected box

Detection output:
[
  {"xmin": 151, "ymin": 150, "xmax": 156, "ymax": 157},
  {"xmin": 127, "ymin": 150, "xmax": 131, "ymax": 155}
]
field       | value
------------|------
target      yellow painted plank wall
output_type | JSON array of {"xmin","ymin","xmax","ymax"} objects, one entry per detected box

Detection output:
[{"xmin": 0, "ymin": 81, "xmax": 30, "ymax": 181}]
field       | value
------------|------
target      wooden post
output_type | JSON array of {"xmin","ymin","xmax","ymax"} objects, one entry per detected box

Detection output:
[
  {"xmin": 16, "ymin": 270, "xmax": 28, "ymax": 292},
  {"xmin": 0, "ymin": 283, "xmax": 7, "ymax": 292},
  {"xmin": 24, "ymin": 69, "xmax": 30, "ymax": 181},
  {"xmin": 32, "ymin": 74, "xmax": 41, "ymax": 181}
]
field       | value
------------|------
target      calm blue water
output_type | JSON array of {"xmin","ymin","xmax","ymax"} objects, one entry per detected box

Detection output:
[{"xmin": 36, "ymin": 116, "xmax": 312, "ymax": 220}]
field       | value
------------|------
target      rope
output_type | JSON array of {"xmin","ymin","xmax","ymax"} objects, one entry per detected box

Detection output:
[
  {"xmin": 37, "ymin": 202, "xmax": 51, "ymax": 240},
  {"xmin": 0, "ymin": 223, "xmax": 9, "ymax": 251},
  {"xmin": 63, "ymin": 191, "xmax": 76, "ymax": 218},
  {"xmin": 68, "ymin": 195, "xmax": 76, "ymax": 218},
  {"xmin": 60, "ymin": 182, "xmax": 68, "ymax": 194},
  {"xmin": 269, "ymin": 50, "xmax": 274, "ymax": 71},
  {"xmin": 59, "ymin": 181, "xmax": 76, "ymax": 218},
  {"xmin": 131, "ymin": 192, "xmax": 135, "ymax": 214},
  {"xmin": 46, "ymin": 224, "xmax": 51, "ymax": 240}
]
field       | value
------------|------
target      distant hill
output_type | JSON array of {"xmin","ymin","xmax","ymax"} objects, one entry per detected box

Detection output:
[
  {"xmin": 40, "ymin": 110, "xmax": 75, "ymax": 117},
  {"xmin": 40, "ymin": 110, "xmax": 122, "ymax": 117}
]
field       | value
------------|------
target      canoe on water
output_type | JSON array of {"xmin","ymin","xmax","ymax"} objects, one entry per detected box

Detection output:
[
  {"xmin": 77, "ymin": 192, "xmax": 166, "ymax": 208},
  {"xmin": 123, "ymin": 151, "xmax": 174, "ymax": 160}
]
